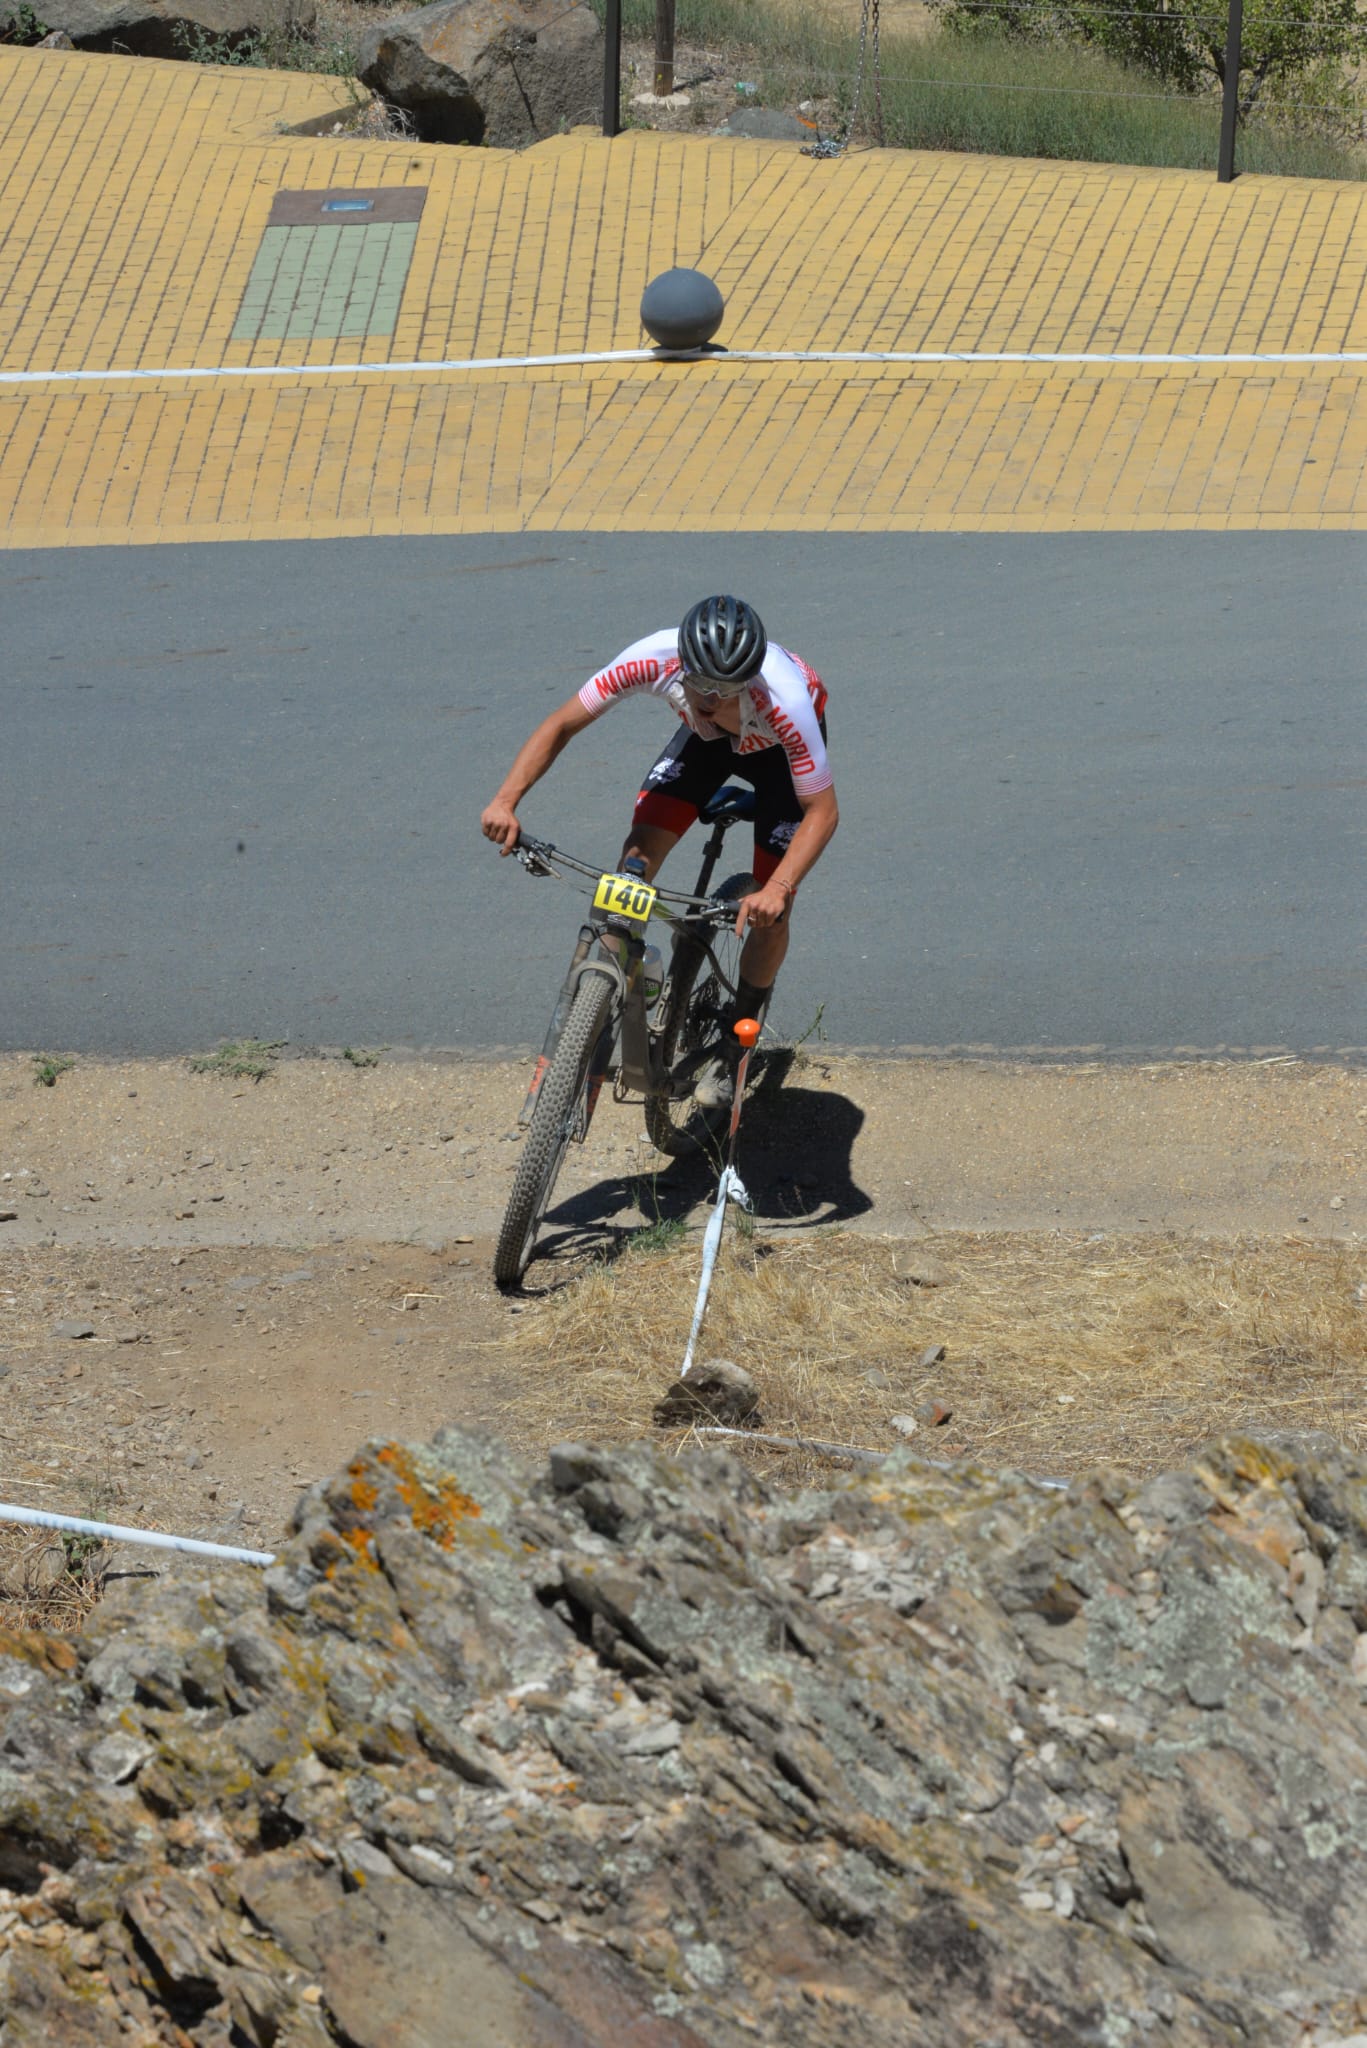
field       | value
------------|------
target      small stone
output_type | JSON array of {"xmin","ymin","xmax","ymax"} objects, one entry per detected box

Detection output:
[
  {"xmin": 54, "ymin": 1319, "xmax": 96, "ymax": 1340},
  {"xmin": 916, "ymin": 1398, "xmax": 952, "ymax": 1427},
  {"xmin": 1020, "ymin": 1889, "xmax": 1054, "ymax": 1912},
  {"xmin": 862, "ymin": 1368, "xmax": 889, "ymax": 1389},
  {"xmin": 114, "ymin": 1328, "xmax": 148, "ymax": 1344},
  {"xmin": 1329, "ymin": 1195, "xmax": 1344, "ymax": 1210},
  {"xmin": 519, "ymin": 1896, "xmax": 562, "ymax": 1922},
  {"xmin": 918, "ymin": 1344, "xmax": 947, "ymax": 1370},
  {"xmin": 889, "ymin": 1415, "xmax": 919, "ymax": 1439},
  {"xmin": 63, "ymin": 1361, "xmax": 84, "ymax": 1382},
  {"xmin": 0, "ymin": 1210, "xmax": 16, "ymax": 1224},
  {"xmin": 715, "ymin": 107, "xmax": 805, "ymax": 139}
]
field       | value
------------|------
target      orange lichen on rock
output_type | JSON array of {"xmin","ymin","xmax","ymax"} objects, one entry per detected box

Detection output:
[
  {"xmin": 338, "ymin": 1526, "xmax": 380, "ymax": 1570},
  {"xmin": 347, "ymin": 1463, "xmax": 380, "ymax": 1514},
  {"xmin": 374, "ymin": 1442, "xmax": 482, "ymax": 1550},
  {"xmin": 0, "ymin": 1627, "xmax": 79, "ymax": 1677}
]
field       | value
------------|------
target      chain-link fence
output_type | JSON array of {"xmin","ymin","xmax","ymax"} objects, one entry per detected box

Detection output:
[{"xmin": 597, "ymin": 0, "xmax": 1367, "ymax": 178}]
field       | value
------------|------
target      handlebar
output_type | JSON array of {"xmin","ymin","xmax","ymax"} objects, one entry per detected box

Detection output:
[{"xmin": 509, "ymin": 833, "xmax": 741, "ymax": 927}]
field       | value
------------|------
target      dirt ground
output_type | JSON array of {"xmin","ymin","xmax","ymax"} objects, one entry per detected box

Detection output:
[{"xmin": 0, "ymin": 1047, "xmax": 1362, "ymax": 1591}]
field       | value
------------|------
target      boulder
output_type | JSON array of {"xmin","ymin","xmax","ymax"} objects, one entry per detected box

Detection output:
[
  {"xmin": 7, "ymin": 1427, "xmax": 1367, "ymax": 2042},
  {"xmin": 713, "ymin": 107, "xmax": 809, "ymax": 140},
  {"xmin": 34, "ymin": 0, "xmax": 312, "ymax": 58},
  {"xmin": 358, "ymin": 0, "xmax": 601, "ymax": 147}
]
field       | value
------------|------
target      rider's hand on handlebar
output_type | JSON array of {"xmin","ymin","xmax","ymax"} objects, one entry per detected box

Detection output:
[
  {"xmin": 481, "ymin": 800, "xmax": 521, "ymax": 854},
  {"xmin": 735, "ymin": 880, "xmax": 791, "ymax": 933}
]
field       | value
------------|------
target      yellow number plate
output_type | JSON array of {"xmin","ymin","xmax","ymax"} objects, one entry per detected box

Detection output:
[{"xmin": 593, "ymin": 872, "xmax": 658, "ymax": 922}]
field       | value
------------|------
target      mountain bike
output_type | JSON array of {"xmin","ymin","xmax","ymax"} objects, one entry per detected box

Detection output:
[{"xmin": 493, "ymin": 786, "xmax": 770, "ymax": 1287}]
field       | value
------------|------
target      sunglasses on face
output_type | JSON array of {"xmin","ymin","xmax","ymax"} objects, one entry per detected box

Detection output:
[{"xmin": 683, "ymin": 674, "xmax": 751, "ymax": 702}]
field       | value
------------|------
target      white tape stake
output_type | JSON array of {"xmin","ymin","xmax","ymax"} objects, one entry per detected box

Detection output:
[
  {"xmin": 680, "ymin": 1165, "xmax": 750, "ymax": 1379},
  {"xmin": 0, "ymin": 1502, "xmax": 275, "ymax": 1566}
]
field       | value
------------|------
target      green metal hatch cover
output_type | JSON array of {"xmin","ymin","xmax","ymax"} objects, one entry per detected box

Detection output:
[{"xmin": 233, "ymin": 188, "xmax": 428, "ymax": 343}]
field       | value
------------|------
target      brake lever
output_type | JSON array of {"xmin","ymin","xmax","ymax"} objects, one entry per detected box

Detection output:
[{"xmin": 514, "ymin": 837, "xmax": 558, "ymax": 878}]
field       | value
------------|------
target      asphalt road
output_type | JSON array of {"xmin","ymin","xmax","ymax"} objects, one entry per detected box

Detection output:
[{"xmin": 2, "ymin": 534, "xmax": 1363, "ymax": 1058}]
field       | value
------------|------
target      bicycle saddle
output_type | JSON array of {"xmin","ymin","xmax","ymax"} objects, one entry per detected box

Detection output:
[{"xmin": 700, "ymin": 785, "xmax": 756, "ymax": 824}]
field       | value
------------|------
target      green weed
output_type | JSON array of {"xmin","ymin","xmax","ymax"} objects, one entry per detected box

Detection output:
[
  {"xmin": 188, "ymin": 1039, "xmax": 286, "ymax": 1082},
  {"xmin": 0, "ymin": 5, "xmax": 50, "ymax": 43},
  {"xmin": 31, "ymin": 1052, "xmax": 75, "ymax": 1088},
  {"xmin": 630, "ymin": 1213, "xmax": 689, "ymax": 1256}
]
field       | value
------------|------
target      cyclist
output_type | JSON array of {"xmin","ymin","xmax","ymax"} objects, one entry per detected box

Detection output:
[{"xmin": 481, "ymin": 595, "xmax": 838, "ymax": 1102}]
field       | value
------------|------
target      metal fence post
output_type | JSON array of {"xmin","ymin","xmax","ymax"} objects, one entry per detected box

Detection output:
[
  {"xmin": 654, "ymin": 0, "xmax": 676, "ymax": 96},
  {"xmin": 1217, "ymin": 0, "xmax": 1244, "ymax": 181},
  {"xmin": 603, "ymin": 0, "xmax": 622, "ymax": 136}
]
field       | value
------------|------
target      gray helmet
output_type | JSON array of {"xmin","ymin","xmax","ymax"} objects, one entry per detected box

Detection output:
[{"xmin": 678, "ymin": 595, "xmax": 767, "ymax": 693}]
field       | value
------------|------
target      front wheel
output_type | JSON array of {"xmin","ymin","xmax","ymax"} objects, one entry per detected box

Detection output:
[
  {"xmin": 494, "ymin": 974, "xmax": 615, "ymax": 1287},
  {"xmin": 644, "ymin": 872, "xmax": 767, "ymax": 1159}
]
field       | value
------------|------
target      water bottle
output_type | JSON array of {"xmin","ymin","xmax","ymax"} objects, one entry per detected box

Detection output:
[{"xmin": 641, "ymin": 944, "xmax": 663, "ymax": 1007}]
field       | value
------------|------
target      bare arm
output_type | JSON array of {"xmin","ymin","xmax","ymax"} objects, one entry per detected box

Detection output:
[
  {"xmin": 739, "ymin": 784, "xmax": 839, "ymax": 930},
  {"xmin": 775, "ymin": 784, "xmax": 839, "ymax": 892},
  {"xmin": 481, "ymin": 694, "xmax": 599, "ymax": 853}
]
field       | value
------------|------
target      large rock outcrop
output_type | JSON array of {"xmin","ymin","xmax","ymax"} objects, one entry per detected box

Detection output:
[
  {"xmin": 3, "ymin": 1428, "xmax": 1367, "ymax": 2044},
  {"xmin": 357, "ymin": 0, "xmax": 601, "ymax": 147},
  {"xmin": 32, "ymin": 0, "xmax": 312, "ymax": 58}
]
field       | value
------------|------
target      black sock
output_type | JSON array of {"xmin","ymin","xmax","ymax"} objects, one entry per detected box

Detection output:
[{"xmin": 732, "ymin": 977, "xmax": 772, "ymax": 1026}]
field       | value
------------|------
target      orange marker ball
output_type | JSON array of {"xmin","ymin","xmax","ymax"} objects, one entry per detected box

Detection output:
[{"xmin": 733, "ymin": 1017, "xmax": 761, "ymax": 1047}]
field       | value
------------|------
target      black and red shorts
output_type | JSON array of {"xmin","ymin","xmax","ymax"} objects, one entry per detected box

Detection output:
[{"xmin": 631, "ymin": 721, "xmax": 828, "ymax": 885}]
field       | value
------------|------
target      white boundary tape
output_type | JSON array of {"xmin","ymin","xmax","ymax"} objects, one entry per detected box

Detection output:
[
  {"xmin": 0, "ymin": 1502, "xmax": 275, "ymax": 1567},
  {"xmin": 2, "ymin": 347, "xmax": 1365, "ymax": 389}
]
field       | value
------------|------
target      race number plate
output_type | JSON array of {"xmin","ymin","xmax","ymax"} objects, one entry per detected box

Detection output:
[{"xmin": 593, "ymin": 872, "xmax": 657, "ymax": 922}]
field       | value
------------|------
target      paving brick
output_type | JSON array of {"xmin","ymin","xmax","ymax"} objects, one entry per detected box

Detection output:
[{"xmin": 1, "ymin": 46, "xmax": 1364, "ymax": 544}]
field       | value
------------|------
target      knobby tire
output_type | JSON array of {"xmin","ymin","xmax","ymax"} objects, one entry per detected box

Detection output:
[
  {"xmin": 644, "ymin": 872, "xmax": 762, "ymax": 1159},
  {"xmin": 494, "ymin": 974, "xmax": 615, "ymax": 1287}
]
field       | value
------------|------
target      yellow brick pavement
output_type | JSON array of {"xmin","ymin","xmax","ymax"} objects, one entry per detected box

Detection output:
[{"xmin": 2, "ymin": 45, "xmax": 1365, "ymax": 542}]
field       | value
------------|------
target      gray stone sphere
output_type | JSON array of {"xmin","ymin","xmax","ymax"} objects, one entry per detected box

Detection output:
[{"xmin": 639, "ymin": 268, "xmax": 725, "ymax": 352}]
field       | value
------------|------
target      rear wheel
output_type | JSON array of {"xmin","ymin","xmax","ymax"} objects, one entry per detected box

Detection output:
[
  {"xmin": 644, "ymin": 872, "xmax": 766, "ymax": 1159},
  {"xmin": 494, "ymin": 974, "xmax": 615, "ymax": 1287}
]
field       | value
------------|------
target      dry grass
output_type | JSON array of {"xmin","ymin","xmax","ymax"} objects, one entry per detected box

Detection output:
[
  {"xmin": 499, "ymin": 1230, "xmax": 1367, "ymax": 1486},
  {"xmin": 0, "ymin": 1525, "xmax": 108, "ymax": 1636}
]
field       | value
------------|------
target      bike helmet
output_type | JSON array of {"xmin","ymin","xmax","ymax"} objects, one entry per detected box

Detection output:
[{"xmin": 678, "ymin": 595, "xmax": 767, "ymax": 694}]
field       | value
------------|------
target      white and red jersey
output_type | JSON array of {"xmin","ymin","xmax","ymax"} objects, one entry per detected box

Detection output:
[{"xmin": 576, "ymin": 631, "xmax": 833, "ymax": 797}]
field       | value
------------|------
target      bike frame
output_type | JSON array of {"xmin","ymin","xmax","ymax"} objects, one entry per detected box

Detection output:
[{"xmin": 516, "ymin": 794, "xmax": 751, "ymax": 1133}]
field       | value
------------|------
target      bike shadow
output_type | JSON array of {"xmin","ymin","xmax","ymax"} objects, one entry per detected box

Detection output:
[{"xmin": 535, "ymin": 1050, "xmax": 872, "ymax": 1266}]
